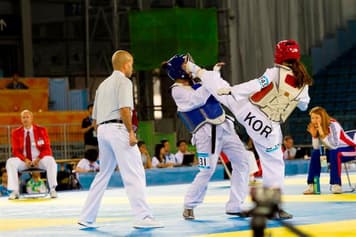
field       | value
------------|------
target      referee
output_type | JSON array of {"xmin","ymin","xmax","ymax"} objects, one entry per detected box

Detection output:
[{"xmin": 78, "ymin": 50, "xmax": 163, "ymax": 229}]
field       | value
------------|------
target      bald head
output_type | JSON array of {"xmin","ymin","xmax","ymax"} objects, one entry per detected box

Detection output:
[
  {"xmin": 20, "ymin": 109, "xmax": 34, "ymax": 129},
  {"xmin": 21, "ymin": 109, "xmax": 33, "ymax": 117},
  {"xmin": 112, "ymin": 50, "xmax": 134, "ymax": 77}
]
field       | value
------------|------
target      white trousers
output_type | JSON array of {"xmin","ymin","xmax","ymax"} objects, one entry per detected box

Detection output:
[
  {"xmin": 184, "ymin": 121, "xmax": 249, "ymax": 212},
  {"xmin": 199, "ymin": 71, "xmax": 285, "ymax": 189},
  {"xmin": 6, "ymin": 156, "xmax": 58, "ymax": 192},
  {"xmin": 247, "ymin": 150, "xmax": 259, "ymax": 175},
  {"xmin": 79, "ymin": 123, "xmax": 152, "ymax": 223}
]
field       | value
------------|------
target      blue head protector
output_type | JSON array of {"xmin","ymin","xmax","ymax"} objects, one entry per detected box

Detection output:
[{"xmin": 165, "ymin": 54, "xmax": 191, "ymax": 80}]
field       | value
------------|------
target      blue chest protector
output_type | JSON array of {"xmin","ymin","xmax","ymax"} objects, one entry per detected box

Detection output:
[{"xmin": 177, "ymin": 84, "xmax": 225, "ymax": 133}]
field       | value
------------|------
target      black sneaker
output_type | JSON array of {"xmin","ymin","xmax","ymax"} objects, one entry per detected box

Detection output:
[
  {"xmin": 226, "ymin": 211, "xmax": 251, "ymax": 218},
  {"xmin": 183, "ymin": 208, "xmax": 195, "ymax": 220}
]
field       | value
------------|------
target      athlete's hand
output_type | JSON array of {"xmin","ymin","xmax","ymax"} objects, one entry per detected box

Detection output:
[
  {"xmin": 213, "ymin": 62, "xmax": 225, "ymax": 72},
  {"xmin": 182, "ymin": 55, "xmax": 201, "ymax": 76},
  {"xmin": 129, "ymin": 131, "xmax": 138, "ymax": 146}
]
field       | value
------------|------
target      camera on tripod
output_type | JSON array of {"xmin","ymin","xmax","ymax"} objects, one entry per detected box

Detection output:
[
  {"xmin": 249, "ymin": 187, "xmax": 309, "ymax": 237},
  {"xmin": 250, "ymin": 187, "xmax": 281, "ymax": 219},
  {"xmin": 249, "ymin": 187, "xmax": 281, "ymax": 237}
]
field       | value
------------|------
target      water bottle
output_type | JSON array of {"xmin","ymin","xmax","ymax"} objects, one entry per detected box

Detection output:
[
  {"xmin": 320, "ymin": 145, "xmax": 327, "ymax": 167},
  {"xmin": 313, "ymin": 176, "xmax": 321, "ymax": 194}
]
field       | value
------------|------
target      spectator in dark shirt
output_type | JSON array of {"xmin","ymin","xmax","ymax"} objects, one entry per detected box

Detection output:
[
  {"xmin": 81, "ymin": 104, "xmax": 98, "ymax": 151},
  {"xmin": 6, "ymin": 73, "xmax": 28, "ymax": 89}
]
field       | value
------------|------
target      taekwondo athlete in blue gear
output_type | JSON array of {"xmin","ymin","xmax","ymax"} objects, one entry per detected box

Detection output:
[{"xmin": 163, "ymin": 54, "xmax": 250, "ymax": 220}]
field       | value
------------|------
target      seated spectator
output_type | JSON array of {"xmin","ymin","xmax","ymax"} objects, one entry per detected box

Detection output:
[
  {"xmin": 282, "ymin": 136, "xmax": 297, "ymax": 160},
  {"xmin": 0, "ymin": 168, "xmax": 10, "ymax": 196},
  {"xmin": 303, "ymin": 106, "xmax": 356, "ymax": 194},
  {"xmin": 152, "ymin": 143, "xmax": 174, "ymax": 168},
  {"xmin": 161, "ymin": 139, "xmax": 177, "ymax": 165},
  {"xmin": 138, "ymin": 141, "xmax": 152, "ymax": 169},
  {"xmin": 57, "ymin": 163, "xmax": 81, "ymax": 191},
  {"xmin": 75, "ymin": 149, "xmax": 99, "ymax": 173},
  {"xmin": 26, "ymin": 171, "xmax": 48, "ymax": 194},
  {"xmin": 81, "ymin": 104, "xmax": 98, "ymax": 151},
  {"xmin": 6, "ymin": 109, "xmax": 58, "ymax": 200},
  {"xmin": 175, "ymin": 139, "xmax": 194, "ymax": 166},
  {"xmin": 6, "ymin": 73, "xmax": 28, "ymax": 89}
]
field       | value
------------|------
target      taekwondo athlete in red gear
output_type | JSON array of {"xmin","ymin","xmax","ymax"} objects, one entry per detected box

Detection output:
[
  {"xmin": 163, "ymin": 55, "xmax": 250, "ymax": 220},
  {"xmin": 181, "ymin": 39, "xmax": 313, "ymax": 219}
]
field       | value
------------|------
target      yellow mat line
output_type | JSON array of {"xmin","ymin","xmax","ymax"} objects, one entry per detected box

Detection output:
[{"xmin": 0, "ymin": 217, "xmax": 126, "ymax": 231}]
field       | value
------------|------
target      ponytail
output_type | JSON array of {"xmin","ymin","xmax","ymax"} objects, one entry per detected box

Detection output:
[{"xmin": 284, "ymin": 60, "xmax": 313, "ymax": 88}]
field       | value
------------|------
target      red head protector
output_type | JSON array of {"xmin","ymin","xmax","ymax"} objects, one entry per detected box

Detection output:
[{"xmin": 274, "ymin": 39, "xmax": 300, "ymax": 64}]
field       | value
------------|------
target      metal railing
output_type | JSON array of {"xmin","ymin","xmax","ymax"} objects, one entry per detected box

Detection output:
[{"xmin": 0, "ymin": 124, "xmax": 85, "ymax": 162}]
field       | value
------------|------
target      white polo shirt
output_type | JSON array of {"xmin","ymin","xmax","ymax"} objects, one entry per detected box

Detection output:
[{"xmin": 92, "ymin": 70, "xmax": 133, "ymax": 124}]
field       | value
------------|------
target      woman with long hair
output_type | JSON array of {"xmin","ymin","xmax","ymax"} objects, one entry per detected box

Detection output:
[
  {"xmin": 304, "ymin": 106, "xmax": 356, "ymax": 194},
  {"xmin": 151, "ymin": 143, "xmax": 174, "ymax": 168}
]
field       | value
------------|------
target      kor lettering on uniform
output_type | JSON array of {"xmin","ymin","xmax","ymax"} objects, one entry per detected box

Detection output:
[{"xmin": 243, "ymin": 111, "xmax": 272, "ymax": 138}]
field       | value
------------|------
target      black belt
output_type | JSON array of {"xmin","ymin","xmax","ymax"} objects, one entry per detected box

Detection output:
[
  {"xmin": 99, "ymin": 119, "xmax": 123, "ymax": 125},
  {"xmin": 211, "ymin": 124, "xmax": 216, "ymax": 154}
]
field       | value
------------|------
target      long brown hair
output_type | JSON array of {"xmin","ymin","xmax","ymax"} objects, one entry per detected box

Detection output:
[
  {"xmin": 309, "ymin": 106, "xmax": 331, "ymax": 136},
  {"xmin": 154, "ymin": 143, "xmax": 165, "ymax": 163},
  {"xmin": 283, "ymin": 60, "xmax": 313, "ymax": 88}
]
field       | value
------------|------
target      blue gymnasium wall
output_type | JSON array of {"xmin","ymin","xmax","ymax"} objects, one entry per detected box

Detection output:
[
  {"xmin": 49, "ymin": 77, "xmax": 70, "ymax": 110},
  {"xmin": 49, "ymin": 78, "xmax": 89, "ymax": 111},
  {"xmin": 69, "ymin": 89, "xmax": 88, "ymax": 110},
  {"xmin": 312, "ymin": 20, "xmax": 356, "ymax": 75}
]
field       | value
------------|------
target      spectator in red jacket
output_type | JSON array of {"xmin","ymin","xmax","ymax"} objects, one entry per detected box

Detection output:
[{"xmin": 6, "ymin": 109, "xmax": 58, "ymax": 199}]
